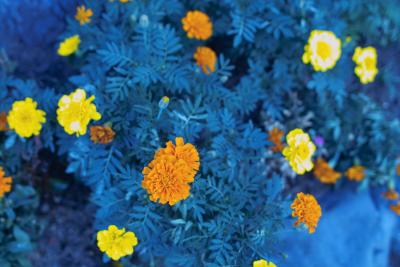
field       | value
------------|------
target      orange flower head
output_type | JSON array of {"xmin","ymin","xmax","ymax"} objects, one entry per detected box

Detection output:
[
  {"xmin": 182, "ymin": 10, "xmax": 213, "ymax": 40},
  {"xmin": 390, "ymin": 202, "xmax": 400, "ymax": 215},
  {"xmin": 383, "ymin": 189, "xmax": 399, "ymax": 200},
  {"xmin": 0, "ymin": 112, "xmax": 8, "ymax": 131},
  {"xmin": 345, "ymin": 165, "xmax": 365, "ymax": 182},
  {"xmin": 194, "ymin": 46, "xmax": 217, "ymax": 75},
  {"xmin": 90, "ymin": 125, "xmax": 115, "ymax": 144},
  {"xmin": 268, "ymin": 127, "xmax": 285, "ymax": 152},
  {"xmin": 291, "ymin": 192, "xmax": 322, "ymax": 233},
  {"xmin": 313, "ymin": 158, "xmax": 341, "ymax": 184},
  {"xmin": 0, "ymin": 167, "xmax": 12, "ymax": 198},
  {"xmin": 75, "ymin": 5, "xmax": 93, "ymax": 25}
]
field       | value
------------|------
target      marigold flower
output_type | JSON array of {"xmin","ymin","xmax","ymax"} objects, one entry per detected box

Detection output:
[
  {"xmin": 282, "ymin": 129, "xmax": 316, "ymax": 175},
  {"xmin": 345, "ymin": 165, "xmax": 365, "ymax": 182},
  {"xmin": 7, "ymin": 98, "xmax": 46, "ymax": 138},
  {"xmin": 383, "ymin": 189, "xmax": 399, "ymax": 200},
  {"xmin": 291, "ymin": 192, "xmax": 322, "ymax": 234},
  {"xmin": 0, "ymin": 167, "xmax": 12, "ymax": 198},
  {"xmin": 75, "ymin": 5, "xmax": 93, "ymax": 25},
  {"xmin": 57, "ymin": 89, "xmax": 101, "ymax": 136},
  {"xmin": 182, "ymin": 10, "xmax": 213, "ymax": 40},
  {"xmin": 90, "ymin": 125, "xmax": 115, "ymax": 144},
  {"xmin": 268, "ymin": 127, "xmax": 285, "ymax": 152},
  {"xmin": 142, "ymin": 137, "xmax": 200, "ymax": 205},
  {"xmin": 194, "ymin": 46, "xmax": 217, "ymax": 74},
  {"xmin": 0, "ymin": 112, "xmax": 8, "ymax": 131},
  {"xmin": 253, "ymin": 259, "xmax": 277, "ymax": 267},
  {"xmin": 397, "ymin": 163, "xmax": 400, "ymax": 176},
  {"xmin": 390, "ymin": 202, "xmax": 400, "ymax": 216},
  {"xmin": 57, "ymin": 35, "xmax": 81, "ymax": 56},
  {"xmin": 352, "ymin": 47, "xmax": 378, "ymax": 84},
  {"xmin": 313, "ymin": 158, "xmax": 341, "ymax": 184},
  {"xmin": 302, "ymin": 30, "xmax": 341, "ymax": 72},
  {"xmin": 97, "ymin": 225, "xmax": 138, "ymax": 261}
]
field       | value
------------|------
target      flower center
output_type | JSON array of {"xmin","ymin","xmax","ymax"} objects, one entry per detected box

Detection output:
[
  {"xmin": 364, "ymin": 57, "xmax": 374, "ymax": 70},
  {"xmin": 316, "ymin": 41, "xmax": 331, "ymax": 59}
]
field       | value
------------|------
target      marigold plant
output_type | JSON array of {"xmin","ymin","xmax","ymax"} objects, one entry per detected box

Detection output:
[
  {"xmin": 194, "ymin": 46, "xmax": 217, "ymax": 74},
  {"xmin": 253, "ymin": 259, "xmax": 277, "ymax": 267},
  {"xmin": 282, "ymin": 129, "xmax": 316, "ymax": 174},
  {"xmin": 57, "ymin": 35, "xmax": 81, "ymax": 56},
  {"xmin": 313, "ymin": 158, "xmax": 341, "ymax": 184},
  {"xmin": 345, "ymin": 165, "xmax": 365, "ymax": 182},
  {"xmin": 268, "ymin": 127, "xmax": 285, "ymax": 152},
  {"xmin": 291, "ymin": 192, "xmax": 322, "ymax": 233},
  {"xmin": 75, "ymin": 5, "xmax": 93, "ymax": 25},
  {"xmin": 90, "ymin": 125, "xmax": 115, "ymax": 144},
  {"xmin": 0, "ymin": 167, "xmax": 12, "ymax": 198},
  {"xmin": 353, "ymin": 46, "xmax": 378, "ymax": 84},
  {"xmin": 7, "ymin": 97, "xmax": 46, "ymax": 138},
  {"xmin": 302, "ymin": 30, "xmax": 342, "ymax": 72},
  {"xmin": 57, "ymin": 89, "xmax": 101, "ymax": 136},
  {"xmin": 97, "ymin": 225, "xmax": 138, "ymax": 261},
  {"xmin": 182, "ymin": 10, "xmax": 213, "ymax": 40}
]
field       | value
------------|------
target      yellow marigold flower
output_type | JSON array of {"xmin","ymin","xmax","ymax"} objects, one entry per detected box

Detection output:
[
  {"xmin": 7, "ymin": 98, "xmax": 46, "ymax": 138},
  {"xmin": 0, "ymin": 112, "xmax": 8, "ymax": 131},
  {"xmin": 390, "ymin": 202, "xmax": 400, "ymax": 216},
  {"xmin": 182, "ymin": 10, "xmax": 213, "ymax": 40},
  {"xmin": 97, "ymin": 225, "xmax": 138, "ymax": 261},
  {"xmin": 75, "ymin": 5, "xmax": 93, "ymax": 25},
  {"xmin": 90, "ymin": 125, "xmax": 115, "ymax": 144},
  {"xmin": 57, "ymin": 35, "xmax": 81, "ymax": 56},
  {"xmin": 345, "ymin": 165, "xmax": 365, "ymax": 182},
  {"xmin": 383, "ymin": 189, "xmax": 399, "ymax": 200},
  {"xmin": 302, "ymin": 30, "xmax": 341, "ymax": 72},
  {"xmin": 291, "ymin": 192, "xmax": 322, "ymax": 234},
  {"xmin": 194, "ymin": 46, "xmax": 217, "ymax": 74},
  {"xmin": 282, "ymin": 129, "xmax": 316, "ymax": 175},
  {"xmin": 142, "ymin": 137, "xmax": 200, "ymax": 205},
  {"xmin": 313, "ymin": 158, "xmax": 341, "ymax": 184},
  {"xmin": 253, "ymin": 259, "xmax": 277, "ymax": 267},
  {"xmin": 268, "ymin": 127, "xmax": 285, "ymax": 153},
  {"xmin": 57, "ymin": 89, "xmax": 101, "ymax": 136},
  {"xmin": 353, "ymin": 47, "xmax": 378, "ymax": 84},
  {"xmin": 0, "ymin": 167, "xmax": 12, "ymax": 198}
]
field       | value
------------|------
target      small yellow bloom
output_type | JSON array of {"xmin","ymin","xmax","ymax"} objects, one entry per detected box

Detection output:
[
  {"xmin": 282, "ymin": 129, "xmax": 316, "ymax": 175},
  {"xmin": 97, "ymin": 225, "xmax": 138, "ymax": 261},
  {"xmin": 194, "ymin": 46, "xmax": 217, "ymax": 74},
  {"xmin": 345, "ymin": 165, "xmax": 365, "ymax": 182},
  {"xmin": 57, "ymin": 35, "xmax": 81, "ymax": 56},
  {"xmin": 7, "ymin": 98, "xmax": 46, "ymax": 138},
  {"xmin": 0, "ymin": 167, "xmax": 12, "ymax": 198},
  {"xmin": 314, "ymin": 158, "xmax": 341, "ymax": 184},
  {"xmin": 302, "ymin": 30, "xmax": 341, "ymax": 72},
  {"xmin": 75, "ymin": 5, "xmax": 93, "ymax": 25},
  {"xmin": 291, "ymin": 192, "xmax": 322, "ymax": 234},
  {"xmin": 353, "ymin": 46, "xmax": 378, "ymax": 84},
  {"xmin": 57, "ymin": 89, "xmax": 101, "ymax": 136},
  {"xmin": 182, "ymin": 10, "xmax": 213, "ymax": 40},
  {"xmin": 253, "ymin": 259, "xmax": 277, "ymax": 267}
]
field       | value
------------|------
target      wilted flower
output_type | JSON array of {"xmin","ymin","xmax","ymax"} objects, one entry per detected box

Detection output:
[
  {"xmin": 182, "ymin": 10, "xmax": 212, "ymax": 40},
  {"xmin": 282, "ymin": 129, "xmax": 316, "ymax": 175},
  {"xmin": 0, "ymin": 112, "xmax": 8, "ymax": 131},
  {"xmin": 314, "ymin": 158, "xmax": 341, "ymax": 184},
  {"xmin": 194, "ymin": 46, "xmax": 217, "ymax": 74},
  {"xmin": 390, "ymin": 202, "xmax": 400, "ymax": 216},
  {"xmin": 291, "ymin": 192, "xmax": 322, "ymax": 234},
  {"xmin": 353, "ymin": 47, "xmax": 378, "ymax": 84},
  {"xmin": 268, "ymin": 127, "xmax": 285, "ymax": 152},
  {"xmin": 97, "ymin": 225, "xmax": 138, "ymax": 261},
  {"xmin": 75, "ymin": 5, "xmax": 93, "ymax": 25},
  {"xmin": 253, "ymin": 259, "xmax": 277, "ymax": 267},
  {"xmin": 302, "ymin": 30, "xmax": 341, "ymax": 72},
  {"xmin": 57, "ymin": 35, "xmax": 81, "ymax": 56},
  {"xmin": 0, "ymin": 167, "xmax": 12, "ymax": 198},
  {"xmin": 382, "ymin": 189, "xmax": 399, "ymax": 200},
  {"xmin": 7, "ymin": 98, "xmax": 46, "ymax": 138},
  {"xmin": 345, "ymin": 165, "xmax": 365, "ymax": 182},
  {"xmin": 90, "ymin": 125, "xmax": 115, "ymax": 144}
]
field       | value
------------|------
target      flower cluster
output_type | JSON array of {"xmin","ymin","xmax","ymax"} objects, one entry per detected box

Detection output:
[
  {"xmin": 182, "ymin": 10, "xmax": 213, "ymax": 40},
  {"xmin": 90, "ymin": 125, "xmax": 115, "ymax": 144},
  {"xmin": 253, "ymin": 259, "xmax": 277, "ymax": 267},
  {"xmin": 97, "ymin": 225, "xmax": 138, "ymax": 261},
  {"xmin": 302, "ymin": 30, "xmax": 342, "ymax": 72},
  {"xmin": 142, "ymin": 137, "xmax": 200, "ymax": 205},
  {"xmin": 268, "ymin": 127, "xmax": 285, "ymax": 153},
  {"xmin": 345, "ymin": 165, "xmax": 365, "ymax": 182},
  {"xmin": 0, "ymin": 167, "xmax": 12, "ymax": 198},
  {"xmin": 353, "ymin": 46, "xmax": 379, "ymax": 84},
  {"xmin": 194, "ymin": 46, "xmax": 217, "ymax": 74},
  {"xmin": 291, "ymin": 192, "xmax": 322, "ymax": 233},
  {"xmin": 282, "ymin": 129, "xmax": 316, "ymax": 174},
  {"xmin": 313, "ymin": 158, "xmax": 341, "ymax": 184}
]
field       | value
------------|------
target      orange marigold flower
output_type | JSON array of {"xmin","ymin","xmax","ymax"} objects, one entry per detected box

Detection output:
[
  {"xmin": 382, "ymin": 189, "xmax": 399, "ymax": 200},
  {"xmin": 313, "ymin": 158, "xmax": 341, "ymax": 184},
  {"xmin": 268, "ymin": 127, "xmax": 285, "ymax": 152},
  {"xmin": 90, "ymin": 125, "xmax": 115, "ymax": 144},
  {"xmin": 0, "ymin": 112, "xmax": 8, "ymax": 131},
  {"xmin": 75, "ymin": 5, "xmax": 93, "ymax": 25},
  {"xmin": 390, "ymin": 202, "xmax": 400, "ymax": 215},
  {"xmin": 345, "ymin": 165, "xmax": 365, "ymax": 182},
  {"xmin": 142, "ymin": 137, "xmax": 200, "ymax": 205},
  {"xmin": 182, "ymin": 10, "xmax": 213, "ymax": 40},
  {"xmin": 0, "ymin": 167, "xmax": 12, "ymax": 198},
  {"xmin": 397, "ymin": 163, "xmax": 400, "ymax": 176},
  {"xmin": 291, "ymin": 192, "xmax": 322, "ymax": 234},
  {"xmin": 194, "ymin": 46, "xmax": 217, "ymax": 75}
]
